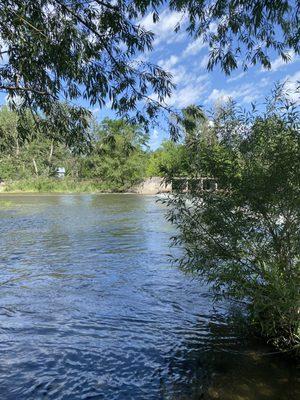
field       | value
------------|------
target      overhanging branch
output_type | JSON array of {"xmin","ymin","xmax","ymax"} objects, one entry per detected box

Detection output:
[{"xmin": 0, "ymin": 85, "xmax": 55, "ymax": 97}]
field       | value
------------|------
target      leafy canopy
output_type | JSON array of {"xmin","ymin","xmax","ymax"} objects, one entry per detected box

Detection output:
[
  {"xmin": 0, "ymin": 107, "xmax": 149, "ymax": 189},
  {"xmin": 0, "ymin": 0, "xmax": 299, "ymax": 136},
  {"xmin": 165, "ymin": 85, "xmax": 300, "ymax": 352}
]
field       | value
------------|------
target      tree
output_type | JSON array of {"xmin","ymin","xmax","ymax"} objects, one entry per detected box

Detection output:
[
  {"xmin": 146, "ymin": 140, "xmax": 190, "ymax": 178},
  {"xmin": 0, "ymin": 105, "xmax": 20, "ymax": 155},
  {"xmin": 0, "ymin": 1, "xmax": 299, "ymax": 137},
  {"xmin": 80, "ymin": 118, "xmax": 149, "ymax": 188},
  {"xmin": 0, "ymin": 108, "xmax": 152, "ymax": 187},
  {"xmin": 165, "ymin": 85, "xmax": 300, "ymax": 352},
  {"xmin": 172, "ymin": 0, "xmax": 300, "ymax": 74},
  {"xmin": 0, "ymin": 104, "xmax": 85, "ymax": 179},
  {"xmin": 0, "ymin": 0, "xmax": 173, "ymax": 133}
]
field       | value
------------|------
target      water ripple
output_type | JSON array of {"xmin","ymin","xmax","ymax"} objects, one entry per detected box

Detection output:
[{"xmin": 0, "ymin": 194, "xmax": 298, "ymax": 400}]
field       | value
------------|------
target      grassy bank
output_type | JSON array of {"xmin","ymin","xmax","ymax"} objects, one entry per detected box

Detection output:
[{"xmin": 0, "ymin": 178, "xmax": 131, "ymax": 193}]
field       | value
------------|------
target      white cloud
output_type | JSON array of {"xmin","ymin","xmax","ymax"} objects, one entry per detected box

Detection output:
[
  {"xmin": 191, "ymin": 53, "xmax": 210, "ymax": 70},
  {"xmin": 199, "ymin": 54, "xmax": 210, "ymax": 69},
  {"xmin": 149, "ymin": 68, "xmax": 209, "ymax": 108},
  {"xmin": 158, "ymin": 56, "xmax": 194, "ymax": 85},
  {"xmin": 206, "ymin": 82, "xmax": 261, "ymax": 105},
  {"xmin": 227, "ymin": 72, "xmax": 246, "ymax": 83},
  {"xmin": 167, "ymin": 75, "xmax": 210, "ymax": 108},
  {"xmin": 149, "ymin": 128, "xmax": 161, "ymax": 150},
  {"xmin": 283, "ymin": 70, "xmax": 300, "ymax": 103},
  {"xmin": 259, "ymin": 77, "xmax": 271, "ymax": 87},
  {"xmin": 261, "ymin": 50, "xmax": 298, "ymax": 72},
  {"xmin": 139, "ymin": 9, "xmax": 187, "ymax": 46},
  {"xmin": 158, "ymin": 51, "xmax": 210, "ymax": 88},
  {"xmin": 169, "ymin": 65, "xmax": 189, "ymax": 85},
  {"xmin": 207, "ymin": 88, "xmax": 233, "ymax": 103},
  {"xmin": 169, "ymin": 85, "xmax": 206, "ymax": 108},
  {"xmin": 183, "ymin": 37, "xmax": 206, "ymax": 56},
  {"xmin": 158, "ymin": 55, "xmax": 179, "ymax": 71}
]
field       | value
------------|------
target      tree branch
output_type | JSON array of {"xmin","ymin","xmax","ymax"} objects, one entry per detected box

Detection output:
[
  {"xmin": 93, "ymin": 0, "xmax": 118, "ymax": 11},
  {"xmin": 0, "ymin": 85, "xmax": 54, "ymax": 97}
]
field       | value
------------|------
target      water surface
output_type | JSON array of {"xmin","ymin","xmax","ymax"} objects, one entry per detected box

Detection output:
[{"xmin": 0, "ymin": 194, "xmax": 298, "ymax": 399}]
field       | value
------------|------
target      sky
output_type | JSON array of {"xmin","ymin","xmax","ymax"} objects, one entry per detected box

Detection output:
[
  {"xmin": 1, "ymin": 7, "xmax": 299, "ymax": 150},
  {"xmin": 99, "ymin": 8, "xmax": 300, "ymax": 149}
]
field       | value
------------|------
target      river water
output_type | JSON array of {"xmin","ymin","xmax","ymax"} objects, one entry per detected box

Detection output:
[{"xmin": 0, "ymin": 194, "xmax": 298, "ymax": 400}]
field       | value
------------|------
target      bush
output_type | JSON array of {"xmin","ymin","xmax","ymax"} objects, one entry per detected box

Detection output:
[
  {"xmin": 166, "ymin": 87, "xmax": 300, "ymax": 353},
  {"xmin": 2, "ymin": 178, "xmax": 109, "ymax": 193}
]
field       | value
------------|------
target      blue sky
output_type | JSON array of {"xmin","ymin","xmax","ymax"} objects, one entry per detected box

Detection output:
[
  {"xmin": 1, "ymin": 7, "xmax": 299, "ymax": 150},
  {"xmin": 104, "ymin": 8, "xmax": 300, "ymax": 149}
]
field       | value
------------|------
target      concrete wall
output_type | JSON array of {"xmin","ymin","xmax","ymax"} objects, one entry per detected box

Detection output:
[{"xmin": 133, "ymin": 177, "xmax": 171, "ymax": 195}]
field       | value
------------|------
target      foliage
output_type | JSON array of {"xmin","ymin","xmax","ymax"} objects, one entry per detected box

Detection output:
[
  {"xmin": 0, "ymin": 0, "xmax": 173, "ymax": 133},
  {"xmin": 172, "ymin": 0, "xmax": 300, "ymax": 74},
  {"xmin": 0, "ymin": 107, "xmax": 152, "ymax": 191},
  {"xmin": 0, "ymin": 0, "xmax": 299, "ymax": 138},
  {"xmin": 2, "ymin": 178, "xmax": 108, "ymax": 193},
  {"xmin": 146, "ymin": 140, "xmax": 190, "ymax": 178},
  {"xmin": 79, "ymin": 118, "xmax": 149, "ymax": 189},
  {"xmin": 165, "ymin": 86, "xmax": 300, "ymax": 353}
]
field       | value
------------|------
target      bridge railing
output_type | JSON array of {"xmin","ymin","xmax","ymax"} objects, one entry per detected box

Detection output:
[{"xmin": 171, "ymin": 177, "xmax": 218, "ymax": 193}]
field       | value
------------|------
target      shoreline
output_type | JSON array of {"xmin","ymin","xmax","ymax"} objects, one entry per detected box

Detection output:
[
  {"xmin": 0, "ymin": 191, "xmax": 157, "ymax": 196},
  {"xmin": 0, "ymin": 177, "xmax": 172, "ymax": 196}
]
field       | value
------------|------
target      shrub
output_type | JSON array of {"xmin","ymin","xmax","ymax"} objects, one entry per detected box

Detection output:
[{"xmin": 166, "ymin": 86, "xmax": 300, "ymax": 353}]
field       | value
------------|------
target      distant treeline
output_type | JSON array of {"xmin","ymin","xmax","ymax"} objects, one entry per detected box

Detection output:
[{"xmin": 0, "ymin": 105, "xmax": 193, "ymax": 192}]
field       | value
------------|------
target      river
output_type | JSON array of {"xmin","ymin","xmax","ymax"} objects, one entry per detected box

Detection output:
[{"xmin": 0, "ymin": 194, "xmax": 298, "ymax": 399}]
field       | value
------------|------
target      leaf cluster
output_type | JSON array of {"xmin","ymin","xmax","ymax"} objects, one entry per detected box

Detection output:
[{"xmin": 166, "ymin": 85, "xmax": 300, "ymax": 352}]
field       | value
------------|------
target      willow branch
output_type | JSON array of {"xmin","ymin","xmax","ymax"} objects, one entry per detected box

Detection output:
[{"xmin": 0, "ymin": 85, "xmax": 54, "ymax": 97}]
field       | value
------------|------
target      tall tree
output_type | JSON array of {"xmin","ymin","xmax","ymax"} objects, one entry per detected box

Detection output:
[
  {"xmin": 0, "ymin": 0, "xmax": 173, "ymax": 131},
  {"xmin": 79, "ymin": 118, "xmax": 149, "ymax": 188},
  {"xmin": 0, "ymin": 1, "xmax": 299, "ymax": 136}
]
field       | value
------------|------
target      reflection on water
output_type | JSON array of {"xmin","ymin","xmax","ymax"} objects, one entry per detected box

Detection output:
[{"xmin": 0, "ymin": 194, "xmax": 298, "ymax": 400}]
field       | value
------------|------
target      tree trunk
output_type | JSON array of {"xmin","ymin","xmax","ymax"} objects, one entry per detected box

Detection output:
[
  {"xmin": 15, "ymin": 137, "xmax": 20, "ymax": 156},
  {"xmin": 32, "ymin": 158, "xmax": 38, "ymax": 176},
  {"xmin": 48, "ymin": 140, "xmax": 54, "ymax": 162}
]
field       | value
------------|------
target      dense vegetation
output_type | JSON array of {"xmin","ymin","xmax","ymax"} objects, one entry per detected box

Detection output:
[
  {"xmin": 164, "ymin": 85, "xmax": 300, "ymax": 354},
  {"xmin": 0, "ymin": 1, "xmax": 299, "ymax": 139},
  {"xmin": 0, "ymin": 107, "xmax": 133, "ymax": 191},
  {"xmin": 0, "ymin": 104, "xmax": 183, "ymax": 192}
]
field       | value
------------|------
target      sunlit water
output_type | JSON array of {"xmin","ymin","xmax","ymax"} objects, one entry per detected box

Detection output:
[{"xmin": 0, "ymin": 194, "xmax": 298, "ymax": 400}]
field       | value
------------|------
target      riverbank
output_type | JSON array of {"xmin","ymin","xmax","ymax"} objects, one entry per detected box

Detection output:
[{"xmin": 0, "ymin": 177, "xmax": 172, "ymax": 195}]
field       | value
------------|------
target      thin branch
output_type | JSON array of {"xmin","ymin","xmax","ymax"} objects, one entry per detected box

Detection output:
[
  {"xmin": 0, "ymin": 85, "xmax": 54, "ymax": 97},
  {"xmin": 9, "ymin": 9, "xmax": 47, "ymax": 38},
  {"xmin": 52, "ymin": 0, "xmax": 173, "ymax": 114},
  {"xmin": 93, "ymin": 0, "xmax": 118, "ymax": 11},
  {"xmin": 52, "ymin": 0, "xmax": 107, "ymax": 40}
]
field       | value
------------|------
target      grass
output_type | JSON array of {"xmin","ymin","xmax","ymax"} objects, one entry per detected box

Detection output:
[
  {"xmin": 0, "ymin": 200, "xmax": 14, "ymax": 208},
  {"xmin": 1, "ymin": 178, "xmax": 128, "ymax": 193}
]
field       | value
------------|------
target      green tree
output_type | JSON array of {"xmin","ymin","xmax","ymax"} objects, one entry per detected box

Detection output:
[
  {"xmin": 0, "ymin": 0, "xmax": 298, "ymax": 137},
  {"xmin": 166, "ymin": 86, "xmax": 300, "ymax": 352},
  {"xmin": 0, "ymin": 104, "xmax": 84, "ymax": 180},
  {"xmin": 0, "ymin": 105, "xmax": 21, "ymax": 156},
  {"xmin": 146, "ymin": 140, "xmax": 190, "ymax": 178},
  {"xmin": 80, "ymin": 118, "xmax": 149, "ymax": 189}
]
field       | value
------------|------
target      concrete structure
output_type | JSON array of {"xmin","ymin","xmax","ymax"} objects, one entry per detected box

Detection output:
[
  {"xmin": 134, "ymin": 177, "xmax": 171, "ymax": 195},
  {"xmin": 172, "ymin": 177, "xmax": 218, "ymax": 193},
  {"xmin": 133, "ymin": 177, "xmax": 218, "ymax": 195}
]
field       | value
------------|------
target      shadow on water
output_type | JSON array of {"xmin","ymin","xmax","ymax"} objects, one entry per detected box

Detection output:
[
  {"xmin": 0, "ymin": 194, "xmax": 299, "ymax": 400},
  {"xmin": 161, "ymin": 311, "xmax": 299, "ymax": 399}
]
